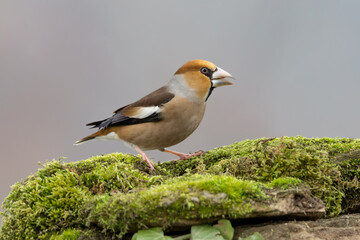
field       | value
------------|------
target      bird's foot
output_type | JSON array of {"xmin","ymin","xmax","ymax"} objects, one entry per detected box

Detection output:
[
  {"xmin": 162, "ymin": 148, "xmax": 204, "ymax": 160},
  {"xmin": 141, "ymin": 154, "xmax": 155, "ymax": 169},
  {"xmin": 178, "ymin": 150, "xmax": 204, "ymax": 160},
  {"xmin": 133, "ymin": 145, "xmax": 155, "ymax": 170}
]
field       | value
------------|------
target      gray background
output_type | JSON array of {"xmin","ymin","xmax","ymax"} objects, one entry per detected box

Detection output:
[{"xmin": 1, "ymin": 0, "xmax": 360, "ymax": 216}]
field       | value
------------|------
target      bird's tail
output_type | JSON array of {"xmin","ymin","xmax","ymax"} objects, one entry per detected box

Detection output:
[{"xmin": 73, "ymin": 131, "xmax": 102, "ymax": 145}]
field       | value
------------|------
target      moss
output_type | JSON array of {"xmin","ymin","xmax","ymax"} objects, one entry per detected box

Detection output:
[
  {"xmin": 1, "ymin": 137, "xmax": 360, "ymax": 239},
  {"xmin": 337, "ymin": 152, "xmax": 360, "ymax": 212},
  {"xmin": 49, "ymin": 228, "xmax": 81, "ymax": 240},
  {"xmin": 338, "ymin": 153, "xmax": 360, "ymax": 184},
  {"xmin": 161, "ymin": 136, "xmax": 360, "ymax": 216},
  {"xmin": 48, "ymin": 228, "xmax": 115, "ymax": 240},
  {"xmin": 82, "ymin": 175, "xmax": 267, "ymax": 237},
  {"xmin": 65, "ymin": 153, "xmax": 167, "ymax": 194},
  {"xmin": 267, "ymin": 177, "xmax": 303, "ymax": 189},
  {"xmin": 0, "ymin": 161, "xmax": 90, "ymax": 240},
  {"xmin": 0, "ymin": 153, "xmax": 162, "ymax": 240}
]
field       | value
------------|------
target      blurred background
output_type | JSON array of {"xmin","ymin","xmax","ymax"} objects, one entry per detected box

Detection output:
[{"xmin": 1, "ymin": 0, "xmax": 360, "ymax": 215}]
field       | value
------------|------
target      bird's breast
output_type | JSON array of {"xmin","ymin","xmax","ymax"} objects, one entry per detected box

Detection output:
[
  {"xmin": 162, "ymin": 96, "xmax": 206, "ymax": 135},
  {"xmin": 113, "ymin": 96, "xmax": 206, "ymax": 150}
]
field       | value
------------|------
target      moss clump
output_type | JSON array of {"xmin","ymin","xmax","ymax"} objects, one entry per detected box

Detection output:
[
  {"xmin": 65, "ymin": 153, "xmax": 167, "ymax": 194},
  {"xmin": 0, "ymin": 161, "xmax": 90, "ymax": 240},
  {"xmin": 49, "ymin": 228, "xmax": 113, "ymax": 240},
  {"xmin": 267, "ymin": 177, "xmax": 303, "ymax": 189},
  {"xmin": 0, "ymin": 153, "xmax": 164, "ymax": 240},
  {"xmin": 49, "ymin": 228, "xmax": 81, "ymax": 240},
  {"xmin": 83, "ymin": 175, "xmax": 267, "ymax": 237},
  {"xmin": 1, "ymin": 137, "xmax": 360, "ymax": 239},
  {"xmin": 162, "ymin": 136, "xmax": 360, "ymax": 216},
  {"xmin": 336, "ymin": 151, "xmax": 360, "ymax": 213}
]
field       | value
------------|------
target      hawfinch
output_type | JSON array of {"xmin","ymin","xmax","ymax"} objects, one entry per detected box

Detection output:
[{"xmin": 75, "ymin": 60, "xmax": 233, "ymax": 169}]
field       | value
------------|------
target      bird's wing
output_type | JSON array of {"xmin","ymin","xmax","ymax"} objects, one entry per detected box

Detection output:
[{"xmin": 86, "ymin": 86, "xmax": 174, "ymax": 129}]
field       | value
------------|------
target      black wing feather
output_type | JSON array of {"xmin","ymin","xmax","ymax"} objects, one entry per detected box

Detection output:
[
  {"xmin": 86, "ymin": 111, "xmax": 161, "ymax": 129},
  {"xmin": 86, "ymin": 86, "xmax": 174, "ymax": 130}
]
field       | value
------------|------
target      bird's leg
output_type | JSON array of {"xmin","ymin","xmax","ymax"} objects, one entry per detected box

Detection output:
[
  {"xmin": 161, "ymin": 148, "xmax": 204, "ymax": 160},
  {"xmin": 133, "ymin": 145, "xmax": 155, "ymax": 170}
]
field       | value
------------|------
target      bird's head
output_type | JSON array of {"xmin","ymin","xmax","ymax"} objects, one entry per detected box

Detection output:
[{"xmin": 173, "ymin": 59, "xmax": 233, "ymax": 101}]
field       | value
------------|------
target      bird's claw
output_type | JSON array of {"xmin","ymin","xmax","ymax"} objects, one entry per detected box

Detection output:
[
  {"xmin": 143, "ymin": 157, "xmax": 155, "ymax": 170},
  {"xmin": 171, "ymin": 150, "xmax": 205, "ymax": 161}
]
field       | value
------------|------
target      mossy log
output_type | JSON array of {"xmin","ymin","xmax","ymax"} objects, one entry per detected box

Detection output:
[
  {"xmin": 82, "ymin": 176, "xmax": 324, "ymax": 235},
  {"xmin": 1, "ymin": 136, "xmax": 360, "ymax": 239}
]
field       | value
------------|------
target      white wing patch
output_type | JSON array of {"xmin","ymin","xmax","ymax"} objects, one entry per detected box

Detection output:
[{"xmin": 132, "ymin": 106, "xmax": 161, "ymax": 119}]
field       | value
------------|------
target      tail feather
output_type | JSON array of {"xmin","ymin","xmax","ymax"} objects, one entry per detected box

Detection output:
[
  {"xmin": 73, "ymin": 136, "xmax": 96, "ymax": 145},
  {"xmin": 74, "ymin": 131, "xmax": 104, "ymax": 145}
]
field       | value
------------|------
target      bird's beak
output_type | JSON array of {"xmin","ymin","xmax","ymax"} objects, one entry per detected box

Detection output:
[{"xmin": 211, "ymin": 67, "xmax": 233, "ymax": 87}]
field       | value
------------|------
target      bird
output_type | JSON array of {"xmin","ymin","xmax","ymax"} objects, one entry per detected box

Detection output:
[{"xmin": 74, "ymin": 60, "xmax": 233, "ymax": 170}]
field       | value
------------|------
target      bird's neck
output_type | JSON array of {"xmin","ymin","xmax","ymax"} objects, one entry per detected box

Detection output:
[{"xmin": 166, "ymin": 75, "xmax": 207, "ymax": 104}]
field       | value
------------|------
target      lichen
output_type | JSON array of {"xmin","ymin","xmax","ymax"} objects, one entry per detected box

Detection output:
[{"xmin": 1, "ymin": 137, "xmax": 360, "ymax": 239}]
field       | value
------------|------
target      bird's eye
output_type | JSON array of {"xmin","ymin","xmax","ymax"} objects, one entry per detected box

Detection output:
[{"xmin": 201, "ymin": 67, "xmax": 209, "ymax": 74}]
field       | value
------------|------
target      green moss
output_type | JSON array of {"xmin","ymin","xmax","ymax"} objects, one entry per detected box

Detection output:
[
  {"xmin": 49, "ymin": 228, "xmax": 81, "ymax": 240},
  {"xmin": 65, "ymin": 153, "xmax": 166, "ymax": 194},
  {"xmin": 161, "ymin": 136, "xmax": 360, "ymax": 216},
  {"xmin": 0, "ymin": 153, "xmax": 161, "ymax": 240},
  {"xmin": 337, "ymin": 152, "xmax": 360, "ymax": 212},
  {"xmin": 48, "ymin": 228, "xmax": 114, "ymax": 240},
  {"xmin": 0, "ymin": 161, "xmax": 90, "ymax": 240},
  {"xmin": 268, "ymin": 177, "xmax": 303, "ymax": 189},
  {"xmin": 83, "ymin": 175, "xmax": 267, "ymax": 237},
  {"xmin": 1, "ymin": 137, "xmax": 360, "ymax": 239},
  {"xmin": 339, "ymin": 156, "xmax": 360, "ymax": 184}
]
